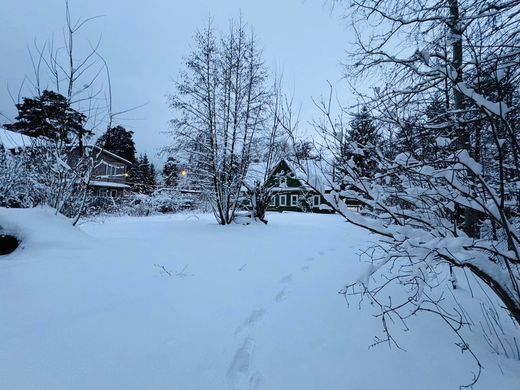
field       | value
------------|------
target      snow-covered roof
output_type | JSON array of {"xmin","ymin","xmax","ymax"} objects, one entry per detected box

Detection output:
[
  {"xmin": 242, "ymin": 158, "xmax": 334, "ymax": 193},
  {"xmin": 0, "ymin": 128, "xmax": 35, "ymax": 149},
  {"xmin": 86, "ymin": 145, "xmax": 134, "ymax": 166},
  {"xmin": 89, "ymin": 180, "xmax": 130, "ymax": 189},
  {"xmin": 280, "ymin": 159, "xmax": 334, "ymax": 192},
  {"xmin": 244, "ymin": 162, "xmax": 269, "ymax": 185}
]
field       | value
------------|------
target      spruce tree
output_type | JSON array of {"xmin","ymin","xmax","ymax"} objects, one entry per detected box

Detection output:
[
  {"xmin": 345, "ymin": 106, "xmax": 380, "ymax": 178},
  {"xmin": 148, "ymin": 163, "xmax": 157, "ymax": 193},
  {"xmin": 132, "ymin": 154, "xmax": 145, "ymax": 193},
  {"xmin": 132, "ymin": 154, "xmax": 156, "ymax": 194},
  {"xmin": 162, "ymin": 156, "xmax": 179, "ymax": 188}
]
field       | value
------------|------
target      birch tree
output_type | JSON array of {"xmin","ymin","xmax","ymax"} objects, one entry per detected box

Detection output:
[{"xmin": 168, "ymin": 18, "xmax": 270, "ymax": 224}]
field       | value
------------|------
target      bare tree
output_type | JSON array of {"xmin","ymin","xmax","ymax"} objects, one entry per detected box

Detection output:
[
  {"xmin": 290, "ymin": 1, "xmax": 520, "ymax": 385},
  {"xmin": 168, "ymin": 18, "xmax": 270, "ymax": 225},
  {"xmin": 4, "ymin": 1, "xmax": 136, "ymax": 224},
  {"xmin": 241, "ymin": 75, "xmax": 301, "ymax": 223}
]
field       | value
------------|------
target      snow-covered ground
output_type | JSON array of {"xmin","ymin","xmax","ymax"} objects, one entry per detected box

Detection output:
[{"xmin": 1, "ymin": 208, "xmax": 519, "ymax": 389}]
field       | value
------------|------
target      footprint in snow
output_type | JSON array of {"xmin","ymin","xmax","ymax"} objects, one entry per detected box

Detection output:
[
  {"xmin": 301, "ymin": 265, "xmax": 310, "ymax": 272},
  {"xmin": 279, "ymin": 274, "xmax": 293, "ymax": 284},
  {"xmin": 274, "ymin": 287, "xmax": 287, "ymax": 302},
  {"xmin": 235, "ymin": 309, "xmax": 265, "ymax": 335},
  {"xmin": 227, "ymin": 337, "xmax": 263, "ymax": 390},
  {"xmin": 248, "ymin": 371, "xmax": 263, "ymax": 390}
]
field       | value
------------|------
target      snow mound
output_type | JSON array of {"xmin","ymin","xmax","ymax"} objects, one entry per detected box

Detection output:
[{"xmin": 0, "ymin": 207, "xmax": 88, "ymax": 254}]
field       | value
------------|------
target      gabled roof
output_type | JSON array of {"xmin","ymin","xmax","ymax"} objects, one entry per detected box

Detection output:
[
  {"xmin": 288, "ymin": 159, "xmax": 334, "ymax": 192},
  {"xmin": 0, "ymin": 128, "xmax": 133, "ymax": 167},
  {"xmin": 268, "ymin": 158, "xmax": 334, "ymax": 192},
  {"xmin": 86, "ymin": 145, "xmax": 134, "ymax": 166},
  {"xmin": 0, "ymin": 128, "xmax": 35, "ymax": 149},
  {"xmin": 244, "ymin": 162, "xmax": 272, "ymax": 186},
  {"xmin": 242, "ymin": 158, "xmax": 334, "ymax": 193}
]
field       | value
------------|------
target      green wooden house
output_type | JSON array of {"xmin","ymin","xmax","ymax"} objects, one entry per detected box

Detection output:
[{"xmin": 259, "ymin": 159, "xmax": 333, "ymax": 213}]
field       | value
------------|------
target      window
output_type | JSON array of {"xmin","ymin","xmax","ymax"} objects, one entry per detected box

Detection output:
[
  {"xmin": 313, "ymin": 195, "xmax": 320, "ymax": 207},
  {"xmin": 279, "ymin": 176, "xmax": 287, "ymax": 187},
  {"xmin": 103, "ymin": 161, "xmax": 121, "ymax": 176},
  {"xmin": 279, "ymin": 194, "xmax": 287, "ymax": 207},
  {"xmin": 291, "ymin": 194, "xmax": 298, "ymax": 206},
  {"xmin": 104, "ymin": 163, "xmax": 113, "ymax": 176},
  {"xmin": 269, "ymin": 196, "xmax": 276, "ymax": 206}
]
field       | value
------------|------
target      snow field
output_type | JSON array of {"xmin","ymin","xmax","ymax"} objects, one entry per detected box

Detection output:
[{"xmin": 0, "ymin": 208, "xmax": 519, "ymax": 389}]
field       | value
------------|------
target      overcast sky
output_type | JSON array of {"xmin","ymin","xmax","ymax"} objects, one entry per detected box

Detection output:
[{"xmin": 0, "ymin": 0, "xmax": 353, "ymax": 162}]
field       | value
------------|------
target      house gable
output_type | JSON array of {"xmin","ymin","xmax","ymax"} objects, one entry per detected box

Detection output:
[
  {"xmin": 265, "ymin": 159, "xmax": 305, "ymax": 189},
  {"xmin": 88, "ymin": 147, "xmax": 132, "ymax": 197},
  {"xmin": 264, "ymin": 159, "xmax": 332, "ymax": 213}
]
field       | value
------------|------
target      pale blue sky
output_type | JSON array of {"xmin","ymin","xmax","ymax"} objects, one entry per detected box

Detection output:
[{"xmin": 0, "ymin": 0, "xmax": 353, "ymax": 160}]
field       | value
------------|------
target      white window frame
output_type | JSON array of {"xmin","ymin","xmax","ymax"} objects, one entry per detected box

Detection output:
[
  {"xmin": 313, "ymin": 195, "xmax": 320, "ymax": 207},
  {"xmin": 102, "ymin": 160, "xmax": 121, "ymax": 176},
  {"xmin": 291, "ymin": 194, "xmax": 298, "ymax": 206},
  {"xmin": 269, "ymin": 196, "xmax": 276, "ymax": 206},
  {"xmin": 279, "ymin": 194, "xmax": 287, "ymax": 207}
]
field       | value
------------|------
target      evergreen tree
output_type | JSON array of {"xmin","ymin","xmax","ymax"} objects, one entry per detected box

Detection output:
[
  {"xmin": 393, "ymin": 117, "xmax": 421, "ymax": 158},
  {"xmin": 4, "ymin": 90, "xmax": 91, "ymax": 144},
  {"xmin": 148, "ymin": 163, "xmax": 157, "ymax": 192},
  {"xmin": 138, "ymin": 154, "xmax": 150, "ymax": 193},
  {"xmin": 96, "ymin": 125, "xmax": 137, "ymax": 163},
  {"xmin": 345, "ymin": 106, "xmax": 380, "ymax": 178},
  {"xmin": 162, "ymin": 156, "xmax": 179, "ymax": 188},
  {"xmin": 133, "ymin": 154, "xmax": 156, "ymax": 194}
]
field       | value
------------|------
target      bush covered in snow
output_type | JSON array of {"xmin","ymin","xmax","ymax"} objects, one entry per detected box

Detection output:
[{"xmin": 84, "ymin": 188, "xmax": 201, "ymax": 217}]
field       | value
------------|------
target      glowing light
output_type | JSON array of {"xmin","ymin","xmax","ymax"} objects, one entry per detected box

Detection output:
[{"xmin": 181, "ymin": 169, "xmax": 188, "ymax": 177}]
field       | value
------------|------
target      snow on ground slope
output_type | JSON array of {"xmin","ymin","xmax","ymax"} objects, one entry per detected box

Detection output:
[{"xmin": 0, "ymin": 208, "xmax": 519, "ymax": 389}]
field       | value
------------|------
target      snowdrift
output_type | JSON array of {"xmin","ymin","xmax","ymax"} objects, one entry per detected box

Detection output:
[{"xmin": 0, "ymin": 207, "xmax": 87, "ymax": 256}]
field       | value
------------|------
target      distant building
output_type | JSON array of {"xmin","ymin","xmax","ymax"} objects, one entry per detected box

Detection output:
[
  {"xmin": 0, "ymin": 127, "xmax": 34, "ymax": 151},
  {"xmin": 0, "ymin": 127, "xmax": 133, "ymax": 198},
  {"xmin": 243, "ymin": 159, "xmax": 333, "ymax": 213},
  {"xmin": 87, "ymin": 146, "xmax": 133, "ymax": 198},
  {"xmin": 243, "ymin": 158, "xmax": 363, "ymax": 213}
]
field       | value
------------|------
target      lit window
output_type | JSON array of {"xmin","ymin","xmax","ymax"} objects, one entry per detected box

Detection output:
[
  {"xmin": 291, "ymin": 194, "xmax": 298, "ymax": 206},
  {"xmin": 279, "ymin": 194, "xmax": 287, "ymax": 206}
]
